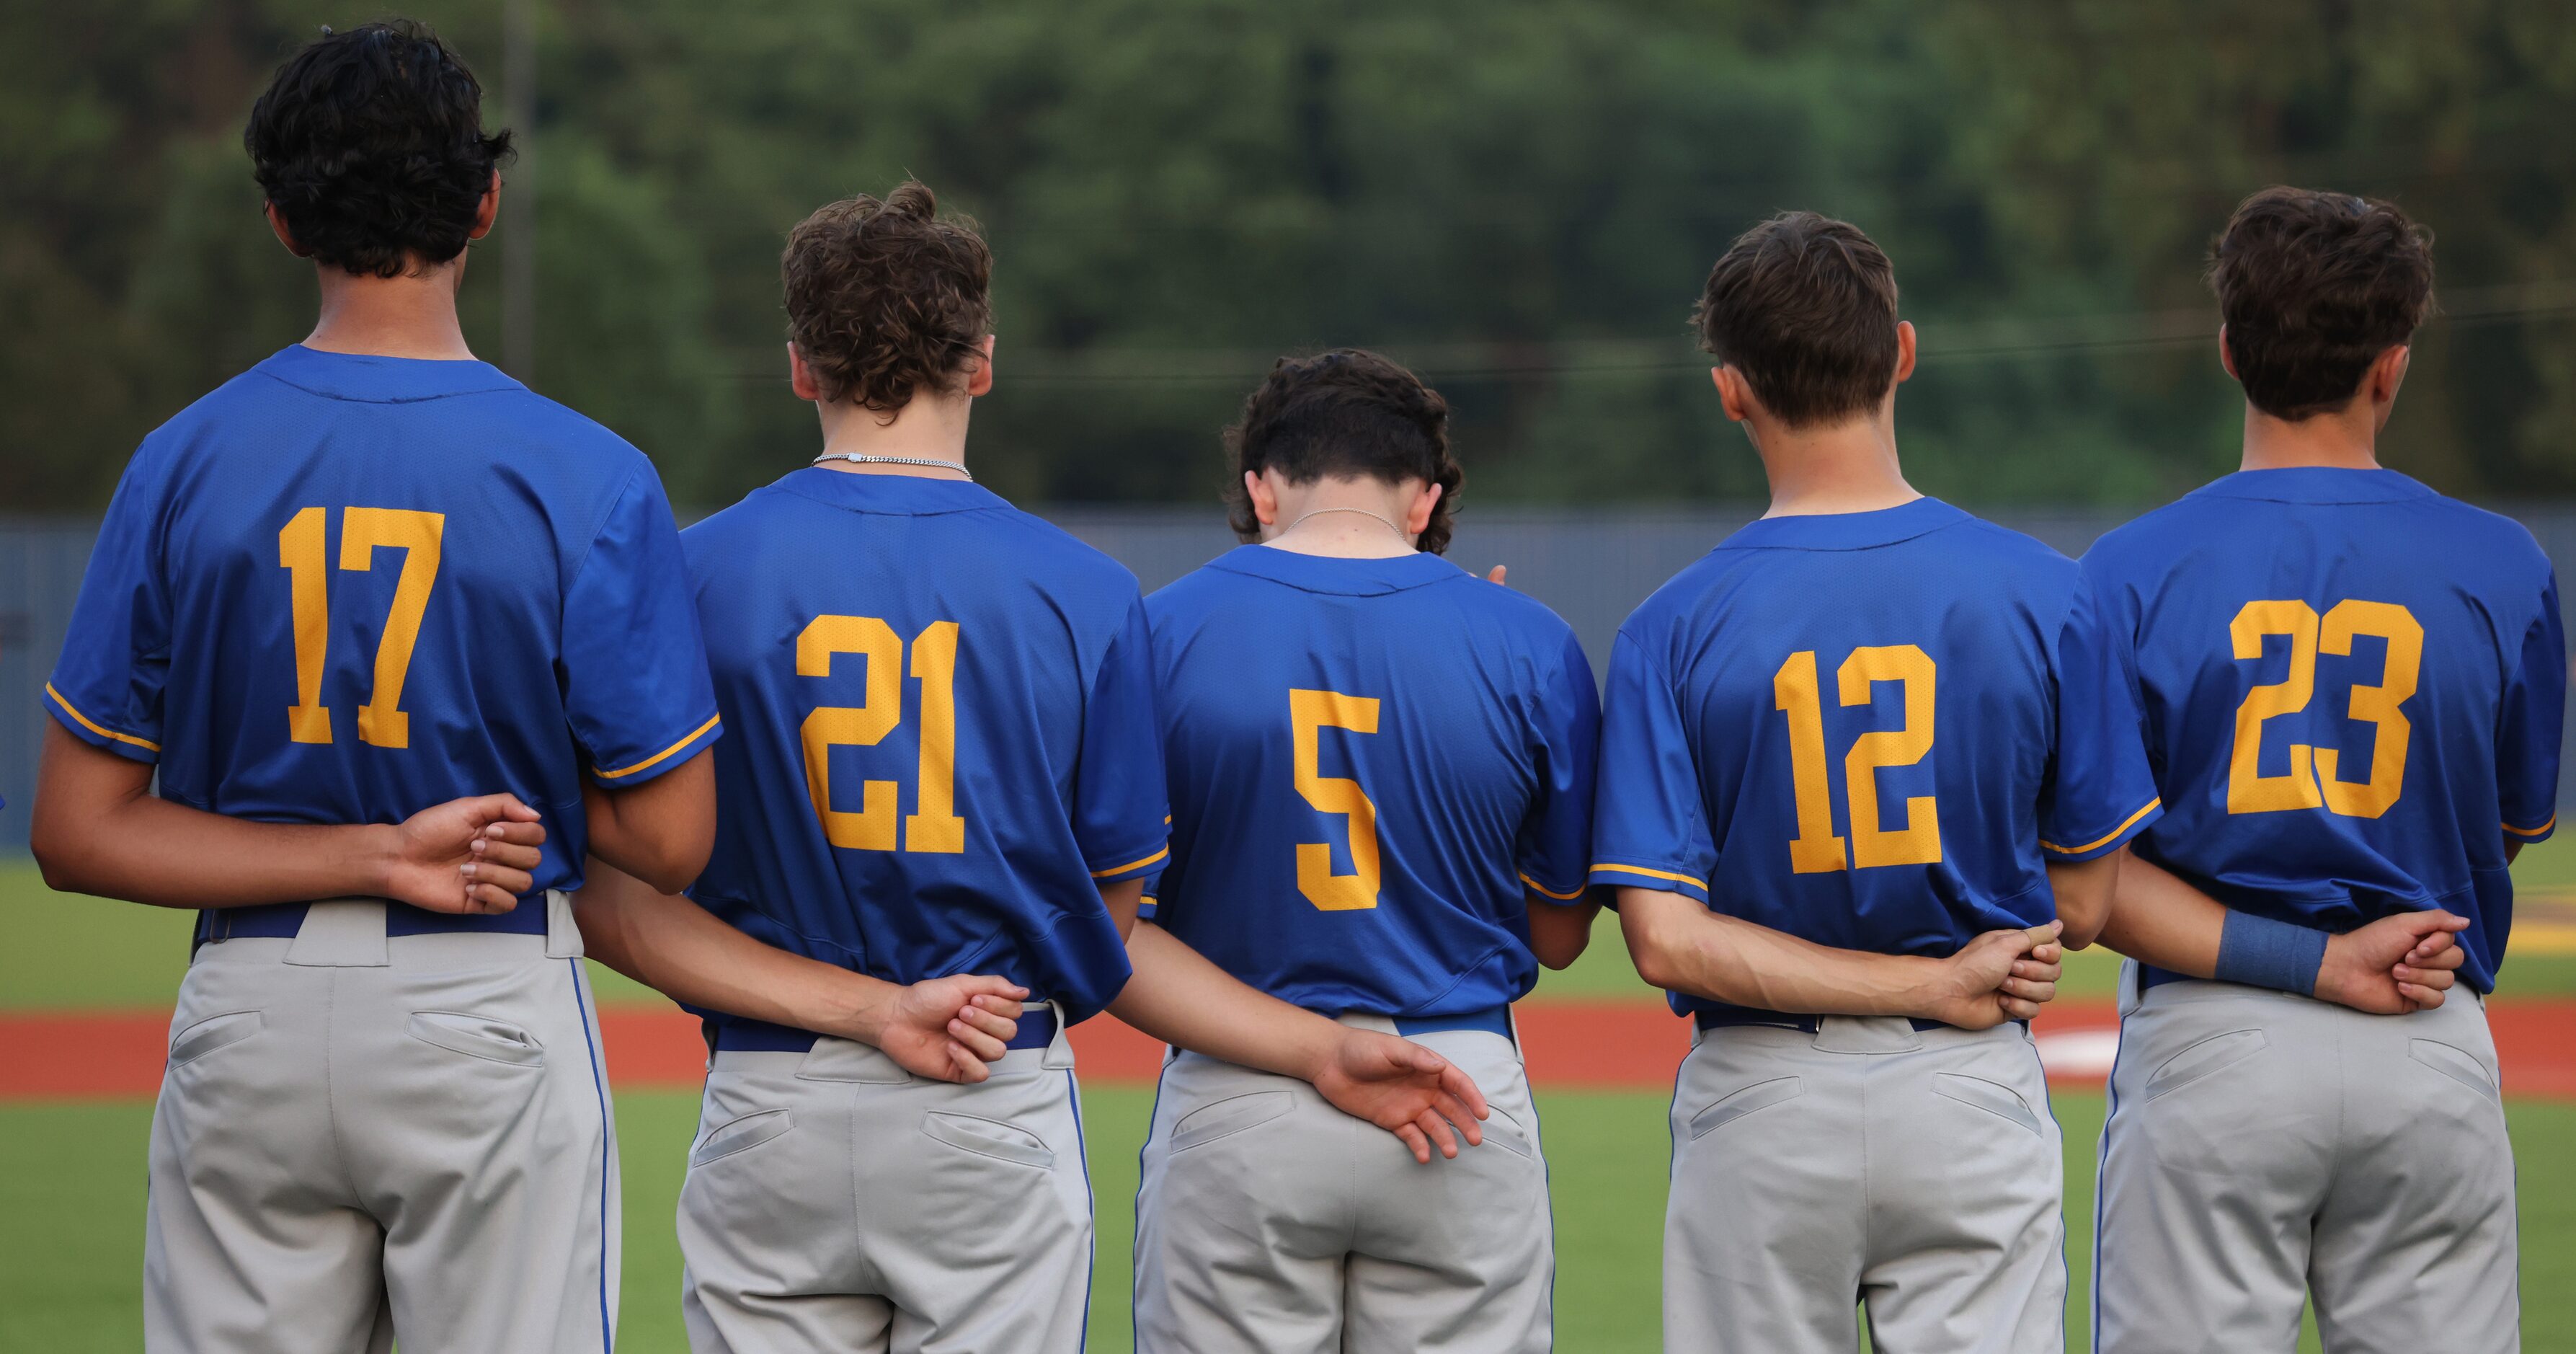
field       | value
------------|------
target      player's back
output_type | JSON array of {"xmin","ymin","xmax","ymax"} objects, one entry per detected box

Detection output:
[
  {"xmin": 2082, "ymin": 467, "xmax": 2563, "ymax": 991},
  {"xmin": 681, "ymin": 470, "xmax": 1166, "ymax": 1035},
  {"xmin": 1144, "ymin": 546, "xmax": 1597, "ymax": 1017},
  {"xmin": 1592, "ymin": 497, "xmax": 2159, "ymax": 1012},
  {"xmin": 46, "ymin": 345, "xmax": 718, "ymax": 928}
]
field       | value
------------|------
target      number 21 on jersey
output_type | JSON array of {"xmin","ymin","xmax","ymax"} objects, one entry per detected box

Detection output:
[
  {"xmin": 798, "ymin": 616, "xmax": 965, "ymax": 853},
  {"xmin": 1775, "ymin": 645, "xmax": 1941, "ymax": 872}
]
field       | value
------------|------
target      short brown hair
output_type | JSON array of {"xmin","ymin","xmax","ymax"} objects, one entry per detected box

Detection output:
[
  {"xmin": 1222, "ymin": 350, "xmax": 1464, "ymax": 554},
  {"xmin": 1691, "ymin": 212, "xmax": 1901, "ymax": 428},
  {"xmin": 782, "ymin": 181, "xmax": 992, "ymax": 412},
  {"xmin": 2208, "ymin": 187, "xmax": 2435, "ymax": 421}
]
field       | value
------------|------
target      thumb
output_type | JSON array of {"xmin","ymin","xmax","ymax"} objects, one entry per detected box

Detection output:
[
  {"xmin": 2415, "ymin": 910, "xmax": 2470, "ymax": 934},
  {"xmin": 463, "ymin": 794, "xmax": 540, "ymax": 824},
  {"xmin": 1485, "ymin": 565, "xmax": 1508, "ymax": 586}
]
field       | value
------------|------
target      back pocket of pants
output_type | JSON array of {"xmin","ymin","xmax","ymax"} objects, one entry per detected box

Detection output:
[
  {"xmin": 692, "ymin": 1109, "xmax": 794, "ymax": 1168},
  {"xmin": 1933, "ymin": 1071, "xmax": 2045, "ymax": 1138},
  {"xmin": 1688, "ymin": 1076, "xmax": 1803, "ymax": 1141},
  {"xmin": 407, "ymin": 1012, "xmax": 546, "ymax": 1068},
  {"xmin": 2410, "ymin": 1038, "xmax": 2500, "ymax": 1100},
  {"xmin": 922, "ymin": 1111, "xmax": 1055, "ymax": 1169},
  {"xmin": 2142, "ymin": 1028, "xmax": 2265, "ymax": 1102},
  {"xmin": 169, "ymin": 1010, "xmax": 263, "ymax": 1068},
  {"xmin": 1169, "ymin": 1089, "xmax": 1297, "ymax": 1154}
]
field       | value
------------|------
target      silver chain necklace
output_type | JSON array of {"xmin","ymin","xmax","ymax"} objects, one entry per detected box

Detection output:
[
  {"xmin": 1282, "ymin": 505, "xmax": 1409, "ymax": 541},
  {"xmin": 811, "ymin": 452, "xmax": 973, "ymax": 481}
]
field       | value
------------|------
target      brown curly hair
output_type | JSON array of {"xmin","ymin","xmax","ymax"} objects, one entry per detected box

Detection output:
[
  {"xmin": 1222, "ymin": 350, "xmax": 1464, "ymax": 555},
  {"xmin": 782, "ymin": 181, "xmax": 992, "ymax": 414}
]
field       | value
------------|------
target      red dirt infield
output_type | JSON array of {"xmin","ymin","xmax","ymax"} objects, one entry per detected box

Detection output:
[{"xmin": 6, "ymin": 999, "xmax": 2573, "ymax": 1102}]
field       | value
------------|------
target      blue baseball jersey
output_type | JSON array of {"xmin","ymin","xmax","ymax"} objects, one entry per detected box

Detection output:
[
  {"xmin": 2082, "ymin": 468, "xmax": 2565, "ymax": 992},
  {"xmin": 45, "ymin": 346, "xmax": 719, "ymax": 939},
  {"xmin": 1141, "ymin": 547, "xmax": 1599, "ymax": 1017},
  {"xmin": 1590, "ymin": 497, "xmax": 2162, "ymax": 1020},
  {"xmin": 680, "ymin": 470, "xmax": 1168, "ymax": 1035}
]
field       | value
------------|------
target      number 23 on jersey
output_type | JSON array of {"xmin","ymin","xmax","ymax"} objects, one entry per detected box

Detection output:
[{"xmin": 2227, "ymin": 598, "xmax": 2422, "ymax": 818}]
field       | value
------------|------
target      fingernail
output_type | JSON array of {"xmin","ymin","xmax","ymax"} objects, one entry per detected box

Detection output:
[{"xmin": 461, "ymin": 863, "xmax": 476, "ymax": 878}]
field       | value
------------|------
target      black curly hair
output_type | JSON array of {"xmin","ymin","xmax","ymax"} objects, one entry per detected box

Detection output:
[
  {"xmin": 1223, "ymin": 350, "xmax": 1464, "ymax": 555},
  {"xmin": 245, "ymin": 20, "xmax": 514, "ymax": 278}
]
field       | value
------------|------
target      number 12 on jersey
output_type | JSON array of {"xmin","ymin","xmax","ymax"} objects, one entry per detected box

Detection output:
[{"xmin": 1775, "ymin": 645, "xmax": 1942, "ymax": 873}]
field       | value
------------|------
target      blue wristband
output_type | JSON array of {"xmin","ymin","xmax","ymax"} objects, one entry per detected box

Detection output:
[{"xmin": 2213, "ymin": 910, "xmax": 2329, "ymax": 997}]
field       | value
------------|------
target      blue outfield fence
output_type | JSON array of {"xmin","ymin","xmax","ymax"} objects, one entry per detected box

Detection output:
[{"xmin": 5, "ymin": 503, "xmax": 2575, "ymax": 851}]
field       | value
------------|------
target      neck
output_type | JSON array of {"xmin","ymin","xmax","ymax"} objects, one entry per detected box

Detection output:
[
  {"xmin": 1263, "ymin": 486, "xmax": 1416, "ymax": 559},
  {"xmin": 814, "ymin": 391, "xmax": 974, "ymax": 479},
  {"xmin": 2237, "ymin": 400, "xmax": 2381, "ymax": 472},
  {"xmin": 1750, "ymin": 410, "xmax": 1919, "ymax": 517},
  {"xmin": 303, "ymin": 260, "xmax": 476, "ymax": 360}
]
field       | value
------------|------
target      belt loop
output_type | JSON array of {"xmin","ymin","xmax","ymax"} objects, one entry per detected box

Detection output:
[
  {"xmin": 1041, "ymin": 1001, "xmax": 1076, "ymax": 1070},
  {"xmin": 544, "ymin": 890, "xmax": 585, "ymax": 960},
  {"xmin": 283, "ymin": 900, "xmax": 390, "ymax": 967}
]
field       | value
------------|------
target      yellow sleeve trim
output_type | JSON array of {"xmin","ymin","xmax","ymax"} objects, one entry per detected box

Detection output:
[
  {"xmin": 2505, "ymin": 815, "xmax": 2557, "ymax": 838},
  {"xmin": 1092, "ymin": 846, "xmax": 1169, "ymax": 878},
  {"xmin": 2040, "ymin": 797, "xmax": 2162, "ymax": 857},
  {"xmin": 595, "ymin": 714, "xmax": 721, "ymax": 780},
  {"xmin": 1589, "ymin": 862, "xmax": 1704, "ymax": 890},
  {"xmin": 45, "ymin": 683, "xmax": 161, "ymax": 753},
  {"xmin": 1519, "ymin": 872, "xmax": 1586, "ymax": 901}
]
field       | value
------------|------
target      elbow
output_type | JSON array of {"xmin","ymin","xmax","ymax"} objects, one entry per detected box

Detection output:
[
  {"xmin": 1622, "ymin": 924, "xmax": 1682, "ymax": 992},
  {"xmin": 1532, "ymin": 939, "xmax": 1588, "ymax": 971},
  {"xmin": 630, "ymin": 846, "xmax": 706, "ymax": 898},
  {"xmin": 2058, "ymin": 903, "xmax": 2108, "ymax": 952},
  {"xmin": 29, "ymin": 815, "xmax": 97, "ymax": 898}
]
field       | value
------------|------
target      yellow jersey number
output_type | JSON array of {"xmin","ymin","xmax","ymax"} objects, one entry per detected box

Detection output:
[
  {"xmin": 797, "ymin": 616, "xmax": 966, "ymax": 853},
  {"xmin": 1291, "ymin": 689, "xmax": 1382, "ymax": 911},
  {"xmin": 277, "ymin": 505, "xmax": 444, "ymax": 748},
  {"xmin": 2226, "ymin": 598, "xmax": 2422, "ymax": 818},
  {"xmin": 1774, "ymin": 644, "xmax": 1941, "ymax": 872}
]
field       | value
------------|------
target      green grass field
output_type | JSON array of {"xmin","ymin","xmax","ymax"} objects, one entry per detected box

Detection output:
[{"xmin": 6, "ymin": 852, "xmax": 2576, "ymax": 1350}]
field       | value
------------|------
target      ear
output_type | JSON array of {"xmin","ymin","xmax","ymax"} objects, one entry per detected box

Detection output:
[
  {"xmin": 1244, "ymin": 469, "xmax": 1281, "ymax": 528},
  {"xmin": 1891, "ymin": 319, "xmax": 1917, "ymax": 386},
  {"xmin": 2369, "ymin": 343, "xmax": 2410, "ymax": 406},
  {"xmin": 1405, "ymin": 479, "xmax": 1443, "ymax": 537},
  {"xmin": 468, "ymin": 169, "xmax": 500, "ymax": 242},
  {"xmin": 964, "ymin": 334, "xmax": 997, "ymax": 398},
  {"xmin": 789, "ymin": 342, "xmax": 823, "ymax": 402},
  {"xmin": 1711, "ymin": 366, "xmax": 1757, "ymax": 424},
  {"xmin": 2217, "ymin": 324, "xmax": 2239, "ymax": 381},
  {"xmin": 265, "ymin": 202, "xmax": 310, "ymax": 258}
]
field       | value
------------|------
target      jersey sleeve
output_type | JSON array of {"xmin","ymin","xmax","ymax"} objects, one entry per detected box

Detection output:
[
  {"xmin": 561, "ymin": 467, "xmax": 722, "ymax": 786},
  {"xmin": 2038, "ymin": 574, "xmax": 2164, "ymax": 862},
  {"xmin": 1587, "ymin": 627, "xmax": 1715, "ymax": 901},
  {"xmin": 45, "ymin": 446, "xmax": 174, "ymax": 764},
  {"xmin": 1516, "ymin": 629, "xmax": 1600, "ymax": 905},
  {"xmin": 2497, "ymin": 570, "xmax": 2566, "ymax": 844},
  {"xmin": 1075, "ymin": 596, "xmax": 1171, "ymax": 882}
]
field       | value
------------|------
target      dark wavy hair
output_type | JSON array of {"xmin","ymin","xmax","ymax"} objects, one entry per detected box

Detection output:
[
  {"xmin": 244, "ymin": 21, "xmax": 513, "ymax": 278},
  {"xmin": 2208, "ymin": 187, "xmax": 2435, "ymax": 420},
  {"xmin": 1691, "ymin": 211, "xmax": 1901, "ymax": 428},
  {"xmin": 783, "ymin": 182, "xmax": 994, "ymax": 414},
  {"xmin": 1222, "ymin": 350, "xmax": 1463, "ymax": 554}
]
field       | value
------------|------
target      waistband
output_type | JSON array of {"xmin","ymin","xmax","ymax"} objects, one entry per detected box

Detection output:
[
  {"xmin": 2138, "ymin": 963, "xmax": 2193, "ymax": 991},
  {"xmin": 200, "ymin": 896, "xmax": 549, "ymax": 946},
  {"xmin": 1387, "ymin": 1005, "xmax": 1514, "ymax": 1043},
  {"xmin": 710, "ymin": 1005, "xmax": 1061, "ymax": 1056},
  {"xmin": 1695, "ymin": 1007, "xmax": 1957, "ymax": 1035}
]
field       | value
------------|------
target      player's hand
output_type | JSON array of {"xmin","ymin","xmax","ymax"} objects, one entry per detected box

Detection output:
[
  {"xmin": 1485, "ymin": 565, "xmax": 1509, "ymax": 587},
  {"xmin": 1311, "ymin": 1030, "xmax": 1491, "ymax": 1164},
  {"xmin": 2316, "ymin": 910, "xmax": 2470, "ymax": 1014},
  {"xmin": 384, "ymin": 795, "xmax": 548, "ymax": 914},
  {"xmin": 1926, "ymin": 923, "xmax": 2061, "ymax": 1029},
  {"xmin": 846, "ymin": 975, "xmax": 1029, "ymax": 1084}
]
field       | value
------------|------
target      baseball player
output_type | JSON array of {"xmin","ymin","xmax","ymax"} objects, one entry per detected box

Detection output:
[
  {"xmin": 27, "ymin": 22, "xmax": 721, "ymax": 1353},
  {"xmin": 1589, "ymin": 211, "xmax": 2135, "ymax": 1353},
  {"xmin": 1122, "ymin": 349, "xmax": 1597, "ymax": 1353},
  {"xmin": 2082, "ymin": 187, "xmax": 2563, "ymax": 1354}
]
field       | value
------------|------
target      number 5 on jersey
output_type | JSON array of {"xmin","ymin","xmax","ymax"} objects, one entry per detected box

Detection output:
[
  {"xmin": 798, "ymin": 616, "xmax": 965, "ymax": 853},
  {"xmin": 1292, "ymin": 689, "xmax": 1381, "ymax": 911}
]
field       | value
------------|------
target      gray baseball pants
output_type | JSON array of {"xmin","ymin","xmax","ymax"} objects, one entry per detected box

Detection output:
[
  {"xmin": 143, "ymin": 894, "xmax": 619, "ymax": 1354},
  {"xmin": 2093, "ymin": 965, "xmax": 2518, "ymax": 1353}
]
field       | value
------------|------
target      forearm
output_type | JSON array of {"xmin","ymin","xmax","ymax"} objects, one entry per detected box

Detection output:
[
  {"xmin": 2091, "ymin": 854, "xmax": 2225, "ymax": 978},
  {"xmin": 1617, "ymin": 888, "xmax": 1949, "ymax": 1017},
  {"xmin": 1109, "ymin": 921, "xmax": 1346, "ymax": 1081},
  {"xmin": 572, "ymin": 858, "xmax": 902, "ymax": 1040},
  {"xmin": 32, "ymin": 723, "xmax": 397, "ymax": 908}
]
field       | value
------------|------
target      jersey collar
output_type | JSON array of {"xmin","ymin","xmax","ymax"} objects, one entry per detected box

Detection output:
[
  {"xmin": 2190, "ymin": 467, "xmax": 2435, "ymax": 505},
  {"xmin": 254, "ymin": 345, "xmax": 525, "ymax": 403},
  {"xmin": 1714, "ymin": 495, "xmax": 1969, "ymax": 552},
  {"xmin": 770, "ymin": 465, "xmax": 1012, "ymax": 516},
  {"xmin": 1206, "ymin": 543, "xmax": 1467, "ymax": 596}
]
